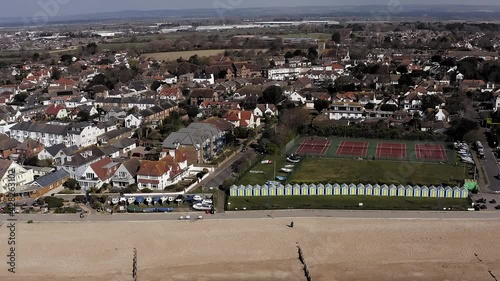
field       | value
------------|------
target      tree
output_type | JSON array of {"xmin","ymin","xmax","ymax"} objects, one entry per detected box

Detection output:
[
  {"xmin": 262, "ymin": 86, "xmax": 283, "ymax": 105},
  {"xmin": 396, "ymin": 65, "xmax": 408, "ymax": 74},
  {"xmin": 151, "ymin": 80, "xmax": 163, "ymax": 91},
  {"xmin": 51, "ymin": 67, "xmax": 62, "ymax": 80},
  {"xmin": 398, "ymin": 74, "xmax": 415, "ymax": 87},
  {"xmin": 420, "ymin": 95, "xmax": 443, "ymax": 111},
  {"xmin": 85, "ymin": 42, "xmax": 98, "ymax": 55},
  {"xmin": 77, "ymin": 111, "xmax": 91, "ymax": 122},
  {"xmin": 380, "ymin": 104, "xmax": 399, "ymax": 112},
  {"xmin": 64, "ymin": 179, "xmax": 81, "ymax": 190},
  {"xmin": 332, "ymin": 32, "xmax": 341, "ymax": 43},
  {"xmin": 280, "ymin": 107, "xmax": 311, "ymax": 133},
  {"xmin": 185, "ymin": 105, "xmax": 199, "ymax": 118},
  {"xmin": 12, "ymin": 93, "xmax": 28, "ymax": 104},
  {"xmin": 314, "ymin": 100, "xmax": 330, "ymax": 113},
  {"xmin": 447, "ymin": 118, "xmax": 479, "ymax": 141}
]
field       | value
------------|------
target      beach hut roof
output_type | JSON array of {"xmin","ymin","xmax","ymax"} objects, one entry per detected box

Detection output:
[
  {"xmin": 357, "ymin": 183, "xmax": 364, "ymax": 188},
  {"xmin": 285, "ymin": 184, "xmax": 292, "ymax": 188},
  {"xmin": 239, "ymin": 185, "xmax": 246, "ymax": 189},
  {"xmin": 278, "ymin": 184, "xmax": 284, "ymax": 189},
  {"xmin": 341, "ymin": 183, "xmax": 348, "ymax": 188},
  {"xmin": 254, "ymin": 184, "xmax": 261, "ymax": 188},
  {"xmin": 373, "ymin": 184, "xmax": 380, "ymax": 188},
  {"xmin": 331, "ymin": 183, "xmax": 339, "ymax": 188},
  {"xmin": 325, "ymin": 183, "xmax": 333, "ymax": 188},
  {"xmin": 246, "ymin": 185, "xmax": 253, "ymax": 189},
  {"xmin": 413, "ymin": 185, "xmax": 420, "ymax": 189},
  {"xmin": 317, "ymin": 183, "xmax": 324, "ymax": 188},
  {"xmin": 429, "ymin": 186, "xmax": 437, "ymax": 190},
  {"xmin": 301, "ymin": 184, "xmax": 308, "ymax": 188},
  {"xmin": 349, "ymin": 183, "xmax": 356, "ymax": 188},
  {"xmin": 421, "ymin": 185, "xmax": 428, "ymax": 189},
  {"xmin": 452, "ymin": 186, "xmax": 460, "ymax": 191},
  {"xmin": 389, "ymin": 184, "xmax": 396, "ymax": 189},
  {"xmin": 414, "ymin": 185, "xmax": 421, "ymax": 190},
  {"xmin": 230, "ymin": 185, "xmax": 237, "ymax": 189},
  {"xmin": 365, "ymin": 184, "xmax": 372, "ymax": 188},
  {"xmin": 309, "ymin": 183, "xmax": 316, "ymax": 188},
  {"xmin": 381, "ymin": 184, "xmax": 388, "ymax": 188},
  {"xmin": 445, "ymin": 186, "xmax": 452, "ymax": 190},
  {"xmin": 293, "ymin": 184, "xmax": 300, "ymax": 188}
]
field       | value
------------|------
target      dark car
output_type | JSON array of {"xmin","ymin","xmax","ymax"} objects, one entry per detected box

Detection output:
[{"xmin": 495, "ymin": 205, "xmax": 500, "ymax": 210}]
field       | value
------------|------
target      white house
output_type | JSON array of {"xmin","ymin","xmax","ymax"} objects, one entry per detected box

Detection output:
[
  {"xmin": 253, "ymin": 104, "xmax": 278, "ymax": 117},
  {"xmin": 193, "ymin": 73, "xmax": 215, "ymax": 85},
  {"xmin": 0, "ymin": 159, "xmax": 34, "ymax": 194},
  {"xmin": 77, "ymin": 157, "xmax": 120, "ymax": 189},
  {"xmin": 328, "ymin": 102, "xmax": 365, "ymax": 121},
  {"xmin": 136, "ymin": 151, "xmax": 189, "ymax": 190},
  {"xmin": 111, "ymin": 158, "xmax": 140, "ymax": 188},
  {"xmin": 287, "ymin": 92, "xmax": 306, "ymax": 103},
  {"xmin": 125, "ymin": 114, "xmax": 143, "ymax": 129}
]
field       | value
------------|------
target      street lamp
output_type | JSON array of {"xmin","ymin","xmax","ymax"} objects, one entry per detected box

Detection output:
[{"xmin": 227, "ymin": 202, "xmax": 231, "ymax": 211}]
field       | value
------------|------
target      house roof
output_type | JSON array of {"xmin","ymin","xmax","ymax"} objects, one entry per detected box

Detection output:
[
  {"xmin": 191, "ymin": 88, "xmax": 216, "ymax": 98},
  {"xmin": 10, "ymin": 122, "xmax": 69, "ymax": 135},
  {"xmin": 34, "ymin": 169, "xmax": 69, "ymax": 188},
  {"xmin": 90, "ymin": 157, "xmax": 120, "ymax": 181},
  {"xmin": 202, "ymin": 117, "xmax": 233, "ymax": 131},
  {"xmin": 46, "ymin": 104, "xmax": 65, "ymax": 116},
  {"xmin": 64, "ymin": 145, "xmax": 105, "ymax": 167},
  {"xmin": 162, "ymin": 123, "xmax": 220, "ymax": 148},
  {"xmin": 16, "ymin": 139, "xmax": 42, "ymax": 150},
  {"xmin": 44, "ymin": 143, "xmax": 67, "ymax": 157},
  {"xmin": 122, "ymin": 158, "xmax": 141, "ymax": 177},
  {"xmin": 137, "ymin": 155, "xmax": 178, "ymax": 177},
  {"xmin": 0, "ymin": 159, "xmax": 13, "ymax": 179},
  {"xmin": 0, "ymin": 138, "xmax": 20, "ymax": 151}
]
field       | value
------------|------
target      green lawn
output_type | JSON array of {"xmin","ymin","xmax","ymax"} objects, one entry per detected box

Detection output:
[
  {"xmin": 237, "ymin": 156, "xmax": 289, "ymax": 186},
  {"xmin": 290, "ymin": 158, "xmax": 466, "ymax": 186},
  {"xmin": 228, "ymin": 196, "xmax": 470, "ymax": 211}
]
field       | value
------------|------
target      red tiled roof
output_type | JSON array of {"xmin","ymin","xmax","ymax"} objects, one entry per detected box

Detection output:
[
  {"xmin": 46, "ymin": 104, "xmax": 65, "ymax": 115},
  {"xmin": 90, "ymin": 157, "xmax": 119, "ymax": 181}
]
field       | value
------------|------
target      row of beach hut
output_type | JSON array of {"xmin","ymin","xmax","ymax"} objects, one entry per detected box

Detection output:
[{"xmin": 229, "ymin": 183, "xmax": 469, "ymax": 198}]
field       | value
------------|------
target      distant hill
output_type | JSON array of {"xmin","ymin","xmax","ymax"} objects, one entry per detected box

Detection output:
[{"xmin": 1, "ymin": 5, "xmax": 500, "ymax": 26}]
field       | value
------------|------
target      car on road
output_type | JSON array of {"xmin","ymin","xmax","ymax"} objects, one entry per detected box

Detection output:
[{"xmin": 495, "ymin": 205, "xmax": 500, "ymax": 210}]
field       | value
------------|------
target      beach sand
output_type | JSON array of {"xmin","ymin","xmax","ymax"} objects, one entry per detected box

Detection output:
[{"xmin": 1, "ymin": 217, "xmax": 499, "ymax": 281}]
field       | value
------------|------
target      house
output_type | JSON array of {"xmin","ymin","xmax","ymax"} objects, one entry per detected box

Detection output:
[
  {"xmin": 0, "ymin": 134, "xmax": 20, "ymax": 159},
  {"xmin": 10, "ymin": 122, "xmax": 105, "ymax": 148},
  {"xmin": 96, "ymin": 128, "xmax": 132, "ymax": 145},
  {"xmin": 136, "ymin": 151, "xmax": 189, "ymax": 190},
  {"xmin": 125, "ymin": 114, "xmax": 143, "ymax": 129},
  {"xmin": 193, "ymin": 73, "xmax": 215, "ymax": 85},
  {"xmin": 58, "ymin": 145, "xmax": 105, "ymax": 179},
  {"xmin": 253, "ymin": 104, "xmax": 278, "ymax": 117},
  {"xmin": 402, "ymin": 92, "xmax": 424, "ymax": 113},
  {"xmin": 224, "ymin": 110, "xmax": 261, "ymax": 128},
  {"xmin": 460, "ymin": 79, "xmax": 486, "ymax": 91},
  {"xmin": 292, "ymin": 77, "xmax": 313, "ymax": 91},
  {"xmin": 111, "ymin": 158, "xmax": 140, "ymax": 188},
  {"xmin": 199, "ymin": 101, "xmax": 240, "ymax": 116},
  {"xmin": 27, "ymin": 169, "xmax": 70, "ymax": 198},
  {"xmin": 38, "ymin": 143, "xmax": 66, "ymax": 160},
  {"xmin": 158, "ymin": 86, "xmax": 183, "ymax": 101},
  {"xmin": 46, "ymin": 104, "xmax": 68, "ymax": 119},
  {"xmin": 109, "ymin": 138, "xmax": 137, "ymax": 155},
  {"xmin": 0, "ymin": 159, "xmax": 34, "ymax": 195},
  {"xmin": 425, "ymin": 107, "xmax": 450, "ymax": 122},
  {"xmin": 387, "ymin": 111, "xmax": 412, "ymax": 127},
  {"xmin": 162, "ymin": 123, "xmax": 225, "ymax": 164},
  {"xmin": 287, "ymin": 92, "xmax": 306, "ymax": 104},
  {"xmin": 201, "ymin": 118, "xmax": 234, "ymax": 133},
  {"xmin": 16, "ymin": 139, "xmax": 44, "ymax": 159},
  {"xmin": 327, "ymin": 102, "xmax": 365, "ymax": 121},
  {"xmin": 77, "ymin": 157, "xmax": 121, "ymax": 189},
  {"xmin": 138, "ymin": 101, "xmax": 178, "ymax": 125},
  {"xmin": 190, "ymin": 89, "xmax": 218, "ymax": 105}
]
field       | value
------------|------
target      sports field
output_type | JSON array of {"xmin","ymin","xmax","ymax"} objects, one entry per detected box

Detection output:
[
  {"xmin": 290, "ymin": 137, "xmax": 455, "ymax": 163},
  {"xmin": 228, "ymin": 196, "xmax": 470, "ymax": 211},
  {"xmin": 290, "ymin": 158, "xmax": 467, "ymax": 186}
]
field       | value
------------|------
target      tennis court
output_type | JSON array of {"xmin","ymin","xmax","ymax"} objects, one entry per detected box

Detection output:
[
  {"xmin": 415, "ymin": 144, "xmax": 447, "ymax": 161},
  {"xmin": 295, "ymin": 139, "xmax": 331, "ymax": 155},
  {"xmin": 336, "ymin": 141, "xmax": 368, "ymax": 157},
  {"xmin": 376, "ymin": 143, "xmax": 407, "ymax": 159}
]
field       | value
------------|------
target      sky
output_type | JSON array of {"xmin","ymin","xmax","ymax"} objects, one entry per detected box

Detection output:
[{"xmin": 1, "ymin": 0, "xmax": 499, "ymax": 18}]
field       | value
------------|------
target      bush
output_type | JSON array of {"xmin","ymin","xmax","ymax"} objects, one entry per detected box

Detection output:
[
  {"xmin": 54, "ymin": 207, "xmax": 78, "ymax": 214},
  {"xmin": 27, "ymin": 220, "xmax": 33, "ymax": 224},
  {"xmin": 141, "ymin": 188, "xmax": 153, "ymax": 193},
  {"xmin": 41, "ymin": 197, "xmax": 64, "ymax": 209}
]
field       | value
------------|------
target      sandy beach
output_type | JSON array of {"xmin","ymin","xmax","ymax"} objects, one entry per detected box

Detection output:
[{"xmin": 1, "ymin": 217, "xmax": 499, "ymax": 281}]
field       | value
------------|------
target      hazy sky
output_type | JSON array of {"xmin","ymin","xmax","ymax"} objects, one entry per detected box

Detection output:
[{"xmin": 2, "ymin": 0, "xmax": 499, "ymax": 18}]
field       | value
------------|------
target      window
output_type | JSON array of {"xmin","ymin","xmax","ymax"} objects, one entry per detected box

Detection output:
[{"xmin": 86, "ymin": 173, "xmax": 94, "ymax": 179}]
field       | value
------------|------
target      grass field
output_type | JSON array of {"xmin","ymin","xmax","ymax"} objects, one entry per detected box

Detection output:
[
  {"xmin": 142, "ymin": 49, "xmax": 227, "ymax": 61},
  {"xmin": 281, "ymin": 33, "xmax": 332, "ymax": 40},
  {"xmin": 237, "ymin": 156, "xmax": 289, "ymax": 186},
  {"xmin": 290, "ymin": 158, "xmax": 466, "ymax": 186},
  {"xmin": 228, "ymin": 196, "xmax": 470, "ymax": 211}
]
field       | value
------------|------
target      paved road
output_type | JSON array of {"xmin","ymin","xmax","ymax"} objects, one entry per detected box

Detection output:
[
  {"xmin": 203, "ymin": 149, "xmax": 255, "ymax": 189},
  {"xmin": 477, "ymin": 129, "xmax": 500, "ymax": 192},
  {"xmin": 2, "ymin": 209, "xmax": 499, "ymax": 223}
]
